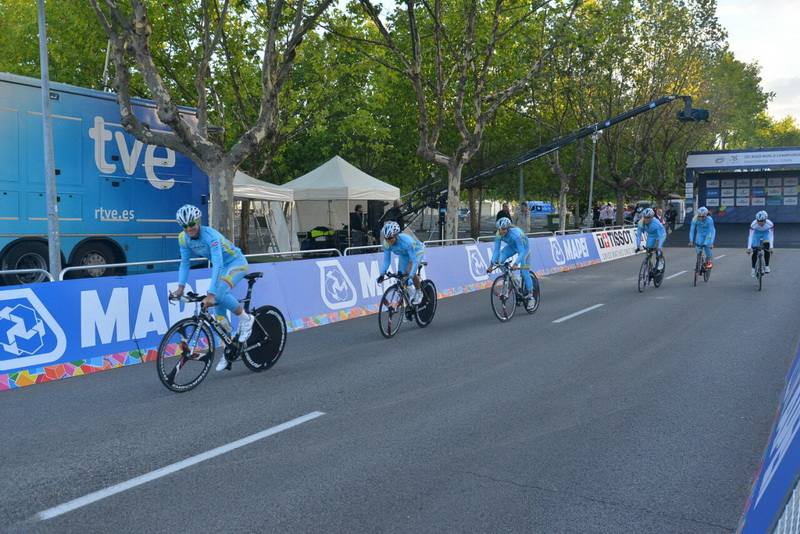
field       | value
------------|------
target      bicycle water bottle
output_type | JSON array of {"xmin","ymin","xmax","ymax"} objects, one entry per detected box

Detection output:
[
  {"xmin": 512, "ymin": 270, "xmax": 522, "ymax": 286},
  {"xmin": 216, "ymin": 314, "xmax": 232, "ymax": 335}
]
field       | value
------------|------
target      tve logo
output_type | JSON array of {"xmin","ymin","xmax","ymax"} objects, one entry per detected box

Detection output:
[
  {"xmin": 465, "ymin": 245, "xmax": 489, "ymax": 281},
  {"xmin": 318, "ymin": 260, "xmax": 357, "ymax": 310},
  {"xmin": 88, "ymin": 116, "xmax": 177, "ymax": 190},
  {"xmin": 0, "ymin": 288, "xmax": 66, "ymax": 371}
]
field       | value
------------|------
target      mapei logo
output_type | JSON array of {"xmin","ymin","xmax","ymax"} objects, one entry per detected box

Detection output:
[
  {"xmin": 549, "ymin": 238, "xmax": 566, "ymax": 266},
  {"xmin": 465, "ymin": 245, "xmax": 489, "ymax": 281},
  {"xmin": 317, "ymin": 260, "xmax": 357, "ymax": 310},
  {"xmin": 0, "ymin": 288, "xmax": 66, "ymax": 371}
]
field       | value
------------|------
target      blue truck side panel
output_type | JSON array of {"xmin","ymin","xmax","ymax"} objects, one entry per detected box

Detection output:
[{"xmin": 0, "ymin": 72, "xmax": 209, "ymax": 274}]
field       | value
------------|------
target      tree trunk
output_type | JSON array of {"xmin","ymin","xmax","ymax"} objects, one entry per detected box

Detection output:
[
  {"xmin": 558, "ymin": 178, "xmax": 569, "ymax": 233},
  {"xmin": 468, "ymin": 188, "xmax": 479, "ymax": 238},
  {"xmin": 208, "ymin": 164, "xmax": 236, "ymax": 239},
  {"xmin": 445, "ymin": 162, "xmax": 464, "ymax": 241},
  {"xmin": 616, "ymin": 189, "xmax": 625, "ymax": 225}
]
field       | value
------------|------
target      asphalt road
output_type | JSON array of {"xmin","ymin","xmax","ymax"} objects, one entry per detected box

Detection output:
[{"xmin": 3, "ymin": 247, "xmax": 798, "ymax": 533}]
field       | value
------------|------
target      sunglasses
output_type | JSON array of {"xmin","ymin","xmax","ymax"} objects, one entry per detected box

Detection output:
[{"xmin": 181, "ymin": 221, "xmax": 198, "ymax": 229}]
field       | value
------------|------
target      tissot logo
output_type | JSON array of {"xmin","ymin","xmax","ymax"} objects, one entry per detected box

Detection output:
[{"xmin": 597, "ymin": 230, "xmax": 633, "ymax": 249}]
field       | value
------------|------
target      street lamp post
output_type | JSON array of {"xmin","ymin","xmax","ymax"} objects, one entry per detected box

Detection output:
[
  {"xmin": 37, "ymin": 0, "xmax": 61, "ymax": 278},
  {"xmin": 586, "ymin": 130, "xmax": 602, "ymax": 227}
]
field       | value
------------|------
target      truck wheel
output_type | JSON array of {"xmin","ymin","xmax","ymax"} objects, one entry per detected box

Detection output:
[
  {"xmin": 1, "ymin": 241, "xmax": 50, "ymax": 285},
  {"xmin": 69, "ymin": 241, "xmax": 122, "ymax": 278}
]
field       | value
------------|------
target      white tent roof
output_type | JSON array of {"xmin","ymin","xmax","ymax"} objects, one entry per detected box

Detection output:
[
  {"xmin": 234, "ymin": 171, "xmax": 294, "ymax": 202},
  {"xmin": 283, "ymin": 156, "xmax": 399, "ymax": 201}
]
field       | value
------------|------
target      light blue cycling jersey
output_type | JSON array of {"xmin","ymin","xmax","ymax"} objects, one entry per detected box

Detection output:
[
  {"xmin": 748, "ymin": 219, "xmax": 775, "ymax": 248},
  {"xmin": 491, "ymin": 227, "xmax": 533, "ymax": 294},
  {"xmin": 635, "ymin": 218, "xmax": 667, "ymax": 249},
  {"xmin": 491, "ymin": 227, "xmax": 529, "ymax": 267},
  {"xmin": 382, "ymin": 233, "xmax": 425, "ymax": 277},
  {"xmin": 178, "ymin": 226, "xmax": 245, "ymax": 291},
  {"xmin": 689, "ymin": 216, "xmax": 716, "ymax": 245}
]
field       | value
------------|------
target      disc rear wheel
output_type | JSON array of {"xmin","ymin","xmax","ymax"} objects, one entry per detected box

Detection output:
[
  {"xmin": 414, "ymin": 280, "xmax": 438, "ymax": 327},
  {"xmin": 241, "ymin": 306, "xmax": 287, "ymax": 372}
]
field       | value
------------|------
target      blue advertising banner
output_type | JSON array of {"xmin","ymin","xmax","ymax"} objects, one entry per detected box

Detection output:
[
  {"xmin": 0, "ymin": 232, "xmax": 602, "ymax": 390},
  {"xmin": 740, "ymin": 345, "xmax": 800, "ymax": 533}
]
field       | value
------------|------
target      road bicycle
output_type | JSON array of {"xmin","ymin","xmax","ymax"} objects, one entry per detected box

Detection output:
[
  {"xmin": 751, "ymin": 243, "xmax": 769, "ymax": 292},
  {"xmin": 488, "ymin": 259, "xmax": 541, "ymax": 322},
  {"xmin": 693, "ymin": 247, "xmax": 711, "ymax": 286},
  {"xmin": 156, "ymin": 272, "xmax": 286, "ymax": 392},
  {"xmin": 377, "ymin": 264, "xmax": 437, "ymax": 338},
  {"xmin": 637, "ymin": 247, "xmax": 665, "ymax": 293}
]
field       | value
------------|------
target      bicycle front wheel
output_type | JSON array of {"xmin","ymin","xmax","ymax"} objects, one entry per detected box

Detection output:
[
  {"xmin": 757, "ymin": 255, "xmax": 763, "ymax": 291},
  {"xmin": 241, "ymin": 305, "xmax": 287, "ymax": 372},
  {"xmin": 156, "ymin": 318, "xmax": 215, "ymax": 393},
  {"xmin": 491, "ymin": 275, "xmax": 516, "ymax": 321},
  {"xmin": 637, "ymin": 259, "xmax": 649, "ymax": 293},
  {"xmin": 378, "ymin": 285, "xmax": 405, "ymax": 338},
  {"xmin": 414, "ymin": 280, "xmax": 438, "ymax": 328}
]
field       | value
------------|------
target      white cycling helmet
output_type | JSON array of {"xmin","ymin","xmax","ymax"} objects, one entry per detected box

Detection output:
[
  {"xmin": 642, "ymin": 208, "xmax": 655, "ymax": 218},
  {"xmin": 697, "ymin": 206, "xmax": 709, "ymax": 216},
  {"xmin": 382, "ymin": 221, "xmax": 401, "ymax": 239},
  {"xmin": 176, "ymin": 204, "xmax": 201, "ymax": 226},
  {"xmin": 755, "ymin": 210, "xmax": 768, "ymax": 222},
  {"xmin": 496, "ymin": 217, "xmax": 512, "ymax": 229}
]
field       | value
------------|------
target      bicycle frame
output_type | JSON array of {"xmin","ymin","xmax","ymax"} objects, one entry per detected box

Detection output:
[{"xmin": 493, "ymin": 261, "xmax": 525, "ymax": 298}]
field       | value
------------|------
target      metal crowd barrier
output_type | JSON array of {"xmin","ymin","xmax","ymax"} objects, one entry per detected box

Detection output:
[
  {"xmin": 0, "ymin": 268, "xmax": 55, "ymax": 282},
  {"xmin": 244, "ymin": 248, "xmax": 342, "ymax": 261},
  {"xmin": 58, "ymin": 257, "xmax": 208, "ymax": 281},
  {"xmin": 343, "ymin": 245, "xmax": 384, "ymax": 256},
  {"xmin": 423, "ymin": 238, "xmax": 477, "ymax": 247}
]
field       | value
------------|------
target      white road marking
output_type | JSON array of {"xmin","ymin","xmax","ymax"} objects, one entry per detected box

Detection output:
[
  {"xmin": 717, "ymin": 254, "xmax": 726, "ymax": 259},
  {"xmin": 665, "ymin": 270, "xmax": 687, "ymax": 280},
  {"xmin": 35, "ymin": 411, "xmax": 326, "ymax": 521},
  {"xmin": 552, "ymin": 304, "xmax": 605, "ymax": 323}
]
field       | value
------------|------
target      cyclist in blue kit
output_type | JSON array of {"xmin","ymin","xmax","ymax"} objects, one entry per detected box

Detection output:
[
  {"xmin": 635, "ymin": 208, "xmax": 667, "ymax": 272},
  {"xmin": 689, "ymin": 206, "xmax": 716, "ymax": 269},
  {"xmin": 377, "ymin": 221, "xmax": 426, "ymax": 305},
  {"xmin": 171, "ymin": 204, "xmax": 254, "ymax": 371},
  {"xmin": 487, "ymin": 217, "xmax": 536, "ymax": 311}
]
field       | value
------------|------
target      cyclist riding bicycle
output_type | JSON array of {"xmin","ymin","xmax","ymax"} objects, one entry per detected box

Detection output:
[
  {"xmin": 377, "ymin": 221, "xmax": 426, "ymax": 305},
  {"xmin": 747, "ymin": 210, "xmax": 775, "ymax": 277},
  {"xmin": 171, "ymin": 204, "xmax": 254, "ymax": 371},
  {"xmin": 635, "ymin": 208, "xmax": 667, "ymax": 271},
  {"xmin": 487, "ymin": 217, "xmax": 536, "ymax": 311},
  {"xmin": 689, "ymin": 206, "xmax": 716, "ymax": 269}
]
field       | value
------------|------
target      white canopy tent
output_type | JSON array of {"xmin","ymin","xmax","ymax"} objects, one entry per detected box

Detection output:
[
  {"xmin": 283, "ymin": 156, "xmax": 399, "ymax": 236},
  {"xmin": 232, "ymin": 171, "xmax": 299, "ymax": 253}
]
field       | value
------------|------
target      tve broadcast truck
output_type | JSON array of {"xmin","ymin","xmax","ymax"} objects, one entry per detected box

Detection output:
[{"xmin": 0, "ymin": 72, "xmax": 209, "ymax": 285}]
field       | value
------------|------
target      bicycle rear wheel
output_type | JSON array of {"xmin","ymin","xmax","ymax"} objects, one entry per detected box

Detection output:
[
  {"xmin": 637, "ymin": 259, "xmax": 649, "ymax": 293},
  {"xmin": 525, "ymin": 273, "xmax": 541, "ymax": 314},
  {"xmin": 694, "ymin": 254, "xmax": 701, "ymax": 287},
  {"xmin": 414, "ymin": 280, "xmax": 438, "ymax": 328},
  {"xmin": 378, "ymin": 285, "xmax": 405, "ymax": 338},
  {"xmin": 156, "ymin": 318, "xmax": 215, "ymax": 393},
  {"xmin": 703, "ymin": 263, "xmax": 711, "ymax": 283},
  {"xmin": 491, "ymin": 275, "xmax": 516, "ymax": 321},
  {"xmin": 653, "ymin": 256, "xmax": 665, "ymax": 288},
  {"xmin": 241, "ymin": 306, "xmax": 287, "ymax": 372}
]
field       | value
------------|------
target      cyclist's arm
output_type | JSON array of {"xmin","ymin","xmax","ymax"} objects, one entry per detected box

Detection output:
[
  {"xmin": 656, "ymin": 223, "xmax": 667, "ymax": 248},
  {"xmin": 177, "ymin": 233, "xmax": 191, "ymax": 287},
  {"xmin": 769, "ymin": 226, "xmax": 775, "ymax": 247},
  {"xmin": 491, "ymin": 236, "xmax": 502, "ymax": 264},
  {"xmin": 689, "ymin": 219, "xmax": 696, "ymax": 243},
  {"xmin": 747, "ymin": 227, "xmax": 755, "ymax": 249},
  {"xmin": 206, "ymin": 238, "xmax": 224, "ymax": 295},
  {"xmin": 511, "ymin": 232, "xmax": 528, "ymax": 266},
  {"xmin": 707, "ymin": 218, "xmax": 716, "ymax": 244},
  {"xmin": 635, "ymin": 225, "xmax": 643, "ymax": 248},
  {"xmin": 381, "ymin": 246, "xmax": 392, "ymax": 274}
]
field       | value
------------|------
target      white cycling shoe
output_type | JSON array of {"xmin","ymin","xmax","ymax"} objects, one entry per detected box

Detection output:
[
  {"xmin": 237, "ymin": 312, "xmax": 255, "ymax": 343},
  {"xmin": 412, "ymin": 290, "xmax": 424, "ymax": 306},
  {"xmin": 216, "ymin": 355, "xmax": 231, "ymax": 372},
  {"xmin": 751, "ymin": 268, "xmax": 756, "ymax": 278},
  {"xmin": 765, "ymin": 266, "xmax": 771, "ymax": 274}
]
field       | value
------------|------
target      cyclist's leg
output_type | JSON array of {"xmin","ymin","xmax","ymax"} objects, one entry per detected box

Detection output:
[
  {"xmin": 212, "ymin": 260, "xmax": 248, "ymax": 317},
  {"xmin": 412, "ymin": 250, "xmax": 424, "ymax": 289},
  {"xmin": 751, "ymin": 249, "xmax": 758, "ymax": 269},
  {"xmin": 704, "ymin": 243, "xmax": 713, "ymax": 261},
  {"xmin": 519, "ymin": 248, "xmax": 533, "ymax": 295},
  {"xmin": 764, "ymin": 243, "xmax": 771, "ymax": 266}
]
